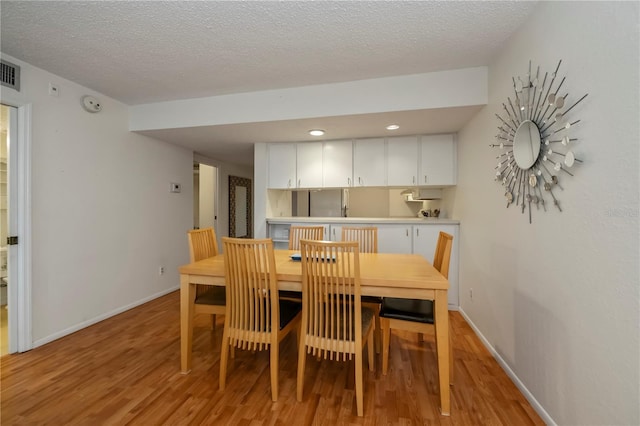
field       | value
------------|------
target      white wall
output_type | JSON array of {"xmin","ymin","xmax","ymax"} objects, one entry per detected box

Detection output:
[
  {"xmin": 349, "ymin": 188, "xmax": 389, "ymax": 217},
  {"xmin": 1, "ymin": 54, "xmax": 194, "ymax": 346},
  {"xmin": 453, "ymin": 3, "xmax": 639, "ymax": 425},
  {"xmin": 130, "ymin": 67, "xmax": 487, "ymax": 131}
]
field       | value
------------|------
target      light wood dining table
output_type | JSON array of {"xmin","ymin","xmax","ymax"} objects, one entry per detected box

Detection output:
[{"xmin": 179, "ymin": 249, "xmax": 451, "ymax": 415}]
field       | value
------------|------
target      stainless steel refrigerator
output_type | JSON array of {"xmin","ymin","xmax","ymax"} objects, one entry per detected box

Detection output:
[{"xmin": 293, "ymin": 189, "xmax": 347, "ymax": 217}]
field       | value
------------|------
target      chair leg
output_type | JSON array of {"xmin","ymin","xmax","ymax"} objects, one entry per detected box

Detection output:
[
  {"xmin": 367, "ymin": 329, "xmax": 375, "ymax": 372},
  {"xmin": 355, "ymin": 350, "xmax": 364, "ymax": 417},
  {"xmin": 219, "ymin": 329, "xmax": 230, "ymax": 391},
  {"xmin": 296, "ymin": 342, "xmax": 307, "ymax": 402},
  {"xmin": 363, "ymin": 302, "xmax": 382, "ymax": 354},
  {"xmin": 449, "ymin": 329, "xmax": 454, "ymax": 385},
  {"xmin": 381, "ymin": 317, "xmax": 391, "ymax": 375},
  {"xmin": 374, "ymin": 310, "xmax": 381, "ymax": 354},
  {"xmin": 270, "ymin": 342, "xmax": 279, "ymax": 402}
]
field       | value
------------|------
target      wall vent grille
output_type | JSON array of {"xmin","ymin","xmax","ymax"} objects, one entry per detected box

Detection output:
[{"xmin": 0, "ymin": 59, "xmax": 20, "ymax": 91}]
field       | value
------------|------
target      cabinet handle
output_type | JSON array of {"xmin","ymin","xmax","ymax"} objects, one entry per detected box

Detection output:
[
  {"xmin": 298, "ymin": 179, "xmax": 301, "ymax": 187},
  {"xmin": 348, "ymin": 177, "xmax": 351, "ymax": 186},
  {"xmin": 406, "ymin": 229, "xmax": 409, "ymax": 237},
  {"xmin": 416, "ymin": 228, "xmax": 420, "ymax": 236},
  {"xmin": 288, "ymin": 179, "xmax": 291, "ymax": 188},
  {"xmin": 358, "ymin": 177, "xmax": 362, "ymax": 185},
  {"xmin": 413, "ymin": 176, "xmax": 416, "ymax": 184},
  {"xmin": 424, "ymin": 175, "xmax": 427, "ymax": 184}
]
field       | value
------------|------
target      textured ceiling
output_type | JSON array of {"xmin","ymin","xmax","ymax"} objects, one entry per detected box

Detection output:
[{"xmin": 1, "ymin": 1, "xmax": 538, "ymax": 166}]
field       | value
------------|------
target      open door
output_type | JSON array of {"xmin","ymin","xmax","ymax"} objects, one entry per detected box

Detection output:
[{"xmin": 193, "ymin": 162, "xmax": 219, "ymax": 244}]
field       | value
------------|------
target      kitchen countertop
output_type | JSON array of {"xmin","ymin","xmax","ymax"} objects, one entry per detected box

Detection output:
[{"xmin": 267, "ymin": 217, "xmax": 460, "ymax": 225}]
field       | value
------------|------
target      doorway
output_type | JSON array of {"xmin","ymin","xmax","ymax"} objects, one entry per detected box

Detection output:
[
  {"xmin": 1, "ymin": 106, "xmax": 8, "ymax": 355},
  {"xmin": 0, "ymin": 104, "xmax": 16, "ymax": 356},
  {"xmin": 193, "ymin": 162, "xmax": 219, "ymax": 241}
]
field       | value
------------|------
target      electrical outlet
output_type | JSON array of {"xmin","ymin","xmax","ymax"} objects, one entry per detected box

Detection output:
[
  {"xmin": 169, "ymin": 183, "xmax": 181, "ymax": 193},
  {"xmin": 469, "ymin": 288, "xmax": 473, "ymax": 300},
  {"xmin": 159, "ymin": 266, "xmax": 165, "ymax": 276}
]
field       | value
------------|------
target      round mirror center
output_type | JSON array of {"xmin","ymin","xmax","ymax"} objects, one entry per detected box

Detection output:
[{"xmin": 513, "ymin": 120, "xmax": 541, "ymax": 169}]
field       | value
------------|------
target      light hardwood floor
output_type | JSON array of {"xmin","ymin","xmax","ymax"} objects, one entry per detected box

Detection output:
[{"xmin": 1, "ymin": 291, "xmax": 543, "ymax": 425}]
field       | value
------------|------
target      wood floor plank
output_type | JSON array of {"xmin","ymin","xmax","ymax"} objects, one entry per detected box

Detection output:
[{"xmin": 0, "ymin": 291, "xmax": 544, "ymax": 425}]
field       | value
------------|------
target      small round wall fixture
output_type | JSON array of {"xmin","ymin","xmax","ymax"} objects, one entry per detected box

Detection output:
[
  {"xmin": 81, "ymin": 95, "xmax": 102, "ymax": 113},
  {"xmin": 309, "ymin": 129, "xmax": 325, "ymax": 136},
  {"xmin": 491, "ymin": 60, "xmax": 588, "ymax": 223}
]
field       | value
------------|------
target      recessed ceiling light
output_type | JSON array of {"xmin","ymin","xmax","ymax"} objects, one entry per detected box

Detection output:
[
  {"xmin": 309, "ymin": 129, "xmax": 325, "ymax": 136},
  {"xmin": 386, "ymin": 124, "xmax": 400, "ymax": 130}
]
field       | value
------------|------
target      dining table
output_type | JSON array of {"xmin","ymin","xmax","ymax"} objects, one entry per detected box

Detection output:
[{"xmin": 178, "ymin": 249, "xmax": 451, "ymax": 415}]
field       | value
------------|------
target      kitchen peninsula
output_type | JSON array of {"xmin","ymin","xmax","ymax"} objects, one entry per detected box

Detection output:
[{"xmin": 267, "ymin": 216, "xmax": 460, "ymax": 308}]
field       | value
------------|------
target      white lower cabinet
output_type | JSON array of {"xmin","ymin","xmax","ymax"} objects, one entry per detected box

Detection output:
[
  {"xmin": 376, "ymin": 224, "xmax": 412, "ymax": 254},
  {"xmin": 329, "ymin": 225, "xmax": 342, "ymax": 241}
]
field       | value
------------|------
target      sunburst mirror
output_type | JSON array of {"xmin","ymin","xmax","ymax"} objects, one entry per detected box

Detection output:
[{"xmin": 492, "ymin": 60, "xmax": 588, "ymax": 223}]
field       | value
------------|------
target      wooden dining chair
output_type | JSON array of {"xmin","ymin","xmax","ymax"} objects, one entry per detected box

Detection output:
[
  {"xmin": 219, "ymin": 237, "xmax": 302, "ymax": 402},
  {"xmin": 380, "ymin": 231, "xmax": 454, "ymax": 381},
  {"xmin": 341, "ymin": 226, "xmax": 382, "ymax": 353},
  {"xmin": 296, "ymin": 240, "xmax": 375, "ymax": 417},
  {"xmin": 281, "ymin": 225, "xmax": 326, "ymax": 302},
  {"xmin": 187, "ymin": 227, "xmax": 226, "ymax": 330},
  {"xmin": 341, "ymin": 226, "xmax": 378, "ymax": 253},
  {"xmin": 288, "ymin": 225, "xmax": 325, "ymax": 250}
]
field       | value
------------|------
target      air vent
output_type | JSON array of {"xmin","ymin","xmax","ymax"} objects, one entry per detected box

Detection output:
[{"xmin": 0, "ymin": 59, "xmax": 21, "ymax": 91}]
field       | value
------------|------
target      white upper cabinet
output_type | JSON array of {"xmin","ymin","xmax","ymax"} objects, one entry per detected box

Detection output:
[
  {"xmin": 323, "ymin": 140, "xmax": 353, "ymax": 188},
  {"xmin": 387, "ymin": 136, "xmax": 419, "ymax": 186},
  {"xmin": 419, "ymin": 134, "xmax": 456, "ymax": 185},
  {"xmin": 353, "ymin": 138, "xmax": 385, "ymax": 187},
  {"xmin": 268, "ymin": 143, "xmax": 297, "ymax": 189},
  {"xmin": 267, "ymin": 133, "xmax": 456, "ymax": 189},
  {"xmin": 296, "ymin": 142, "xmax": 323, "ymax": 188}
]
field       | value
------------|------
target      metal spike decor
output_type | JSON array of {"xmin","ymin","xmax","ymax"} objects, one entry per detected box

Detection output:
[{"xmin": 491, "ymin": 60, "xmax": 588, "ymax": 223}]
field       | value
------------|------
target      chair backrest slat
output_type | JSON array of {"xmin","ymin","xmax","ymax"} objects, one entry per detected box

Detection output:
[
  {"xmin": 289, "ymin": 226, "xmax": 324, "ymax": 250},
  {"xmin": 433, "ymin": 232, "xmax": 453, "ymax": 279},
  {"xmin": 300, "ymin": 240, "xmax": 361, "ymax": 361},
  {"xmin": 340, "ymin": 226, "xmax": 378, "ymax": 253}
]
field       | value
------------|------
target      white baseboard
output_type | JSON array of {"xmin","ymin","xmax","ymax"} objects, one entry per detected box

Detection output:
[
  {"xmin": 32, "ymin": 286, "xmax": 179, "ymax": 349},
  {"xmin": 458, "ymin": 307, "xmax": 556, "ymax": 426}
]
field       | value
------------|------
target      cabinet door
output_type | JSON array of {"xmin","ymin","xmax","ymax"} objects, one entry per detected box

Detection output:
[
  {"xmin": 387, "ymin": 136, "xmax": 419, "ymax": 186},
  {"xmin": 377, "ymin": 224, "xmax": 412, "ymax": 254},
  {"xmin": 297, "ymin": 142, "xmax": 323, "ymax": 188},
  {"xmin": 323, "ymin": 140, "xmax": 353, "ymax": 188},
  {"xmin": 412, "ymin": 224, "xmax": 459, "ymax": 308},
  {"xmin": 267, "ymin": 144, "xmax": 296, "ymax": 189},
  {"xmin": 329, "ymin": 224, "xmax": 343, "ymax": 242},
  {"xmin": 353, "ymin": 138, "xmax": 385, "ymax": 187},
  {"xmin": 420, "ymin": 135, "xmax": 456, "ymax": 185}
]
